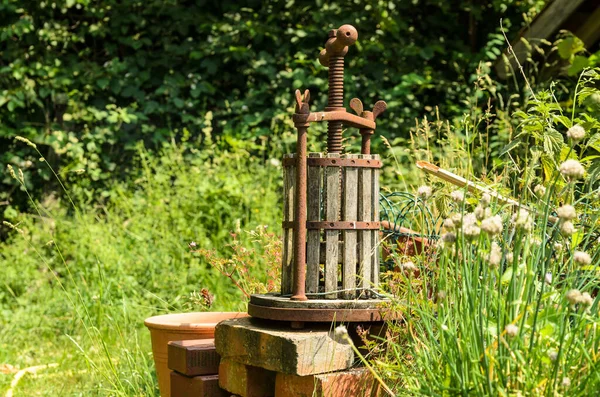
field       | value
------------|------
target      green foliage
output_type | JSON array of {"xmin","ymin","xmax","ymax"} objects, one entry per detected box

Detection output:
[
  {"xmin": 1, "ymin": 0, "xmax": 544, "ymax": 210},
  {"xmin": 0, "ymin": 142, "xmax": 280, "ymax": 395},
  {"xmin": 374, "ymin": 72, "xmax": 600, "ymax": 396}
]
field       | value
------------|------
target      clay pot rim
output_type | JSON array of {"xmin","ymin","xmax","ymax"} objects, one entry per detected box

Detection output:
[{"xmin": 144, "ymin": 311, "xmax": 247, "ymax": 331}]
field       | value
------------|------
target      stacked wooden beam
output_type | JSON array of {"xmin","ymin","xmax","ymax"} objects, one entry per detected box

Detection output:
[{"xmin": 168, "ymin": 339, "xmax": 228, "ymax": 397}]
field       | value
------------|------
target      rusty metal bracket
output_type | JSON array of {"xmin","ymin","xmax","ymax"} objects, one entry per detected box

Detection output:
[
  {"xmin": 282, "ymin": 221, "xmax": 380, "ymax": 230},
  {"xmin": 283, "ymin": 157, "xmax": 382, "ymax": 168},
  {"xmin": 292, "ymin": 110, "xmax": 375, "ymax": 130}
]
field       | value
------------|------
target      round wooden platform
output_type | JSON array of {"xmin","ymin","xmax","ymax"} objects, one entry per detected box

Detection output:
[{"xmin": 248, "ymin": 293, "xmax": 394, "ymax": 323}]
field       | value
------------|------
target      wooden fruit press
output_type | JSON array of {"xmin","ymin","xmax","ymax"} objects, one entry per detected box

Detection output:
[{"xmin": 248, "ymin": 24, "xmax": 389, "ymax": 327}]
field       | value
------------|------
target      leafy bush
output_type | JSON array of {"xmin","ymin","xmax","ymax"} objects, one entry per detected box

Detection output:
[{"xmin": 1, "ymin": 0, "xmax": 545, "ymax": 210}]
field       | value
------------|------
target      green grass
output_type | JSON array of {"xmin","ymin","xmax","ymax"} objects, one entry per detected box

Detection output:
[
  {"xmin": 0, "ymin": 142, "xmax": 281, "ymax": 395},
  {"xmin": 3, "ymin": 67, "xmax": 600, "ymax": 396}
]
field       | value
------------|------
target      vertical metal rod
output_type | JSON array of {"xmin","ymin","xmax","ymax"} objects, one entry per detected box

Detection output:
[
  {"xmin": 360, "ymin": 131, "xmax": 372, "ymax": 154},
  {"xmin": 291, "ymin": 125, "xmax": 308, "ymax": 301}
]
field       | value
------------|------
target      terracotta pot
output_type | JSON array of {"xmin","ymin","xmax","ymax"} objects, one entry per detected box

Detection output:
[{"xmin": 144, "ymin": 311, "xmax": 248, "ymax": 397}]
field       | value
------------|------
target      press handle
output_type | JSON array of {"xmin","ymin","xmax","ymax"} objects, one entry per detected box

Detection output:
[{"xmin": 318, "ymin": 25, "xmax": 358, "ymax": 67}]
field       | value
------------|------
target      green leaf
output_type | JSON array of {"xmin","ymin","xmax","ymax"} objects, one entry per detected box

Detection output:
[
  {"xmin": 543, "ymin": 128, "xmax": 563, "ymax": 155},
  {"xmin": 568, "ymin": 56, "xmax": 589, "ymax": 76},
  {"xmin": 500, "ymin": 139, "xmax": 521, "ymax": 156},
  {"xmin": 501, "ymin": 267, "xmax": 513, "ymax": 285},
  {"xmin": 96, "ymin": 78, "xmax": 109, "ymax": 89},
  {"xmin": 553, "ymin": 115, "xmax": 572, "ymax": 129}
]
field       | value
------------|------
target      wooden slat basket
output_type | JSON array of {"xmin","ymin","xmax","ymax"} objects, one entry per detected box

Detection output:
[{"xmin": 281, "ymin": 152, "xmax": 381, "ymax": 299}]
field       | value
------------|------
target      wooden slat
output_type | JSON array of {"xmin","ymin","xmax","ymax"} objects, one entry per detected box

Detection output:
[
  {"xmin": 281, "ymin": 154, "xmax": 295, "ymax": 295},
  {"xmin": 342, "ymin": 154, "xmax": 358, "ymax": 299},
  {"xmin": 306, "ymin": 153, "xmax": 323, "ymax": 294},
  {"xmin": 324, "ymin": 153, "xmax": 340, "ymax": 299},
  {"xmin": 358, "ymin": 154, "xmax": 372, "ymax": 297},
  {"xmin": 371, "ymin": 154, "xmax": 380, "ymax": 290}
]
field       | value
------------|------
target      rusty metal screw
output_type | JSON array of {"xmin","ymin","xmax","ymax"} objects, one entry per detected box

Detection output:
[{"xmin": 319, "ymin": 25, "xmax": 358, "ymax": 153}]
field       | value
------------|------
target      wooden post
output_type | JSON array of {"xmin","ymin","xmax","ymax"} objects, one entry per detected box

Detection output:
[
  {"xmin": 371, "ymin": 154, "xmax": 380, "ymax": 290},
  {"xmin": 342, "ymin": 154, "xmax": 358, "ymax": 299},
  {"xmin": 306, "ymin": 153, "xmax": 323, "ymax": 294},
  {"xmin": 324, "ymin": 153, "xmax": 340, "ymax": 299},
  {"xmin": 281, "ymin": 154, "xmax": 295, "ymax": 295},
  {"xmin": 358, "ymin": 154, "xmax": 372, "ymax": 297}
]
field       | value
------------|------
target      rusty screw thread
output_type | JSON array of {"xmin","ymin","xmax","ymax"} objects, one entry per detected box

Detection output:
[{"xmin": 327, "ymin": 55, "xmax": 344, "ymax": 153}]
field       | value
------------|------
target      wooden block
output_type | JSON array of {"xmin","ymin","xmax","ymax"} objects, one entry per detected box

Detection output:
[
  {"xmin": 306, "ymin": 152, "xmax": 323, "ymax": 294},
  {"xmin": 215, "ymin": 318, "xmax": 353, "ymax": 376},
  {"xmin": 170, "ymin": 371, "xmax": 228, "ymax": 397},
  {"xmin": 219, "ymin": 358, "xmax": 276, "ymax": 397},
  {"xmin": 168, "ymin": 339, "xmax": 220, "ymax": 376},
  {"xmin": 274, "ymin": 368, "xmax": 380, "ymax": 397}
]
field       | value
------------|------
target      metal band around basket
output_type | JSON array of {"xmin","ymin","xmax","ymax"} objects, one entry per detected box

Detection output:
[
  {"xmin": 282, "ymin": 157, "xmax": 382, "ymax": 168},
  {"xmin": 282, "ymin": 221, "xmax": 380, "ymax": 230}
]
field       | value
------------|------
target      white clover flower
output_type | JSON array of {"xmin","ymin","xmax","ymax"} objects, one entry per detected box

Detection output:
[
  {"xmin": 442, "ymin": 232, "xmax": 457, "ymax": 245},
  {"xmin": 566, "ymin": 289, "xmax": 582, "ymax": 305},
  {"xmin": 531, "ymin": 237, "xmax": 542, "ymax": 247},
  {"xmin": 506, "ymin": 252, "xmax": 514, "ymax": 263},
  {"xmin": 334, "ymin": 325, "xmax": 349, "ymax": 338},
  {"xmin": 481, "ymin": 215, "xmax": 503, "ymax": 236},
  {"xmin": 566, "ymin": 124, "xmax": 585, "ymax": 142},
  {"xmin": 548, "ymin": 351, "xmax": 558, "ymax": 362},
  {"xmin": 443, "ymin": 218, "xmax": 456, "ymax": 230},
  {"xmin": 534, "ymin": 184, "xmax": 546, "ymax": 197},
  {"xmin": 553, "ymin": 242, "xmax": 563, "ymax": 251},
  {"xmin": 417, "ymin": 185, "xmax": 432, "ymax": 200},
  {"xmin": 450, "ymin": 213, "xmax": 463, "ymax": 226},
  {"xmin": 400, "ymin": 261, "xmax": 417, "ymax": 272},
  {"xmin": 512, "ymin": 209, "xmax": 533, "ymax": 231},
  {"xmin": 463, "ymin": 224, "xmax": 481, "ymax": 239},
  {"xmin": 545, "ymin": 272, "xmax": 553, "ymax": 285},
  {"xmin": 474, "ymin": 205, "xmax": 492, "ymax": 221},
  {"xmin": 560, "ymin": 159, "xmax": 585, "ymax": 180},
  {"xmin": 505, "ymin": 324, "xmax": 519, "ymax": 338},
  {"xmin": 556, "ymin": 205, "xmax": 577, "ymax": 220},
  {"xmin": 561, "ymin": 377, "xmax": 571, "ymax": 388},
  {"xmin": 574, "ymin": 251, "xmax": 591, "ymax": 266},
  {"xmin": 463, "ymin": 213, "xmax": 477, "ymax": 226},
  {"xmin": 560, "ymin": 220, "xmax": 575, "ymax": 236},
  {"xmin": 450, "ymin": 190, "xmax": 465, "ymax": 203},
  {"xmin": 480, "ymin": 192, "xmax": 491, "ymax": 207},
  {"xmin": 489, "ymin": 242, "xmax": 502, "ymax": 268},
  {"xmin": 581, "ymin": 292, "xmax": 594, "ymax": 307}
]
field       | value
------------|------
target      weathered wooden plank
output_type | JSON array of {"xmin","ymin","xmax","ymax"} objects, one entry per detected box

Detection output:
[
  {"xmin": 281, "ymin": 154, "xmax": 295, "ymax": 295},
  {"xmin": 371, "ymin": 154, "xmax": 380, "ymax": 290},
  {"xmin": 306, "ymin": 153, "xmax": 322, "ymax": 294},
  {"xmin": 358, "ymin": 154, "xmax": 372, "ymax": 297},
  {"xmin": 324, "ymin": 153, "xmax": 340, "ymax": 299},
  {"xmin": 342, "ymin": 154, "xmax": 358, "ymax": 299}
]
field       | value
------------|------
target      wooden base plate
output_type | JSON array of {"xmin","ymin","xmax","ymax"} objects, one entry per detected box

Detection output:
[{"xmin": 248, "ymin": 294, "xmax": 396, "ymax": 323}]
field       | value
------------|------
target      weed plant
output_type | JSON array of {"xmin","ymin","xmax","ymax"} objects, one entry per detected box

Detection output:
[
  {"xmin": 377, "ymin": 70, "xmax": 600, "ymax": 396},
  {"xmin": 1, "ymin": 141, "xmax": 280, "ymax": 395}
]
